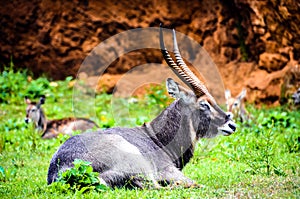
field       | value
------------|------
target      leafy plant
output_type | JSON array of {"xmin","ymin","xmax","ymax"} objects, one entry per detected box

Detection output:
[
  {"xmin": 25, "ymin": 77, "xmax": 51, "ymax": 99},
  {"xmin": 260, "ymin": 111, "xmax": 295, "ymax": 129},
  {"xmin": 240, "ymin": 126, "xmax": 286, "ymax": 176},
  {"xmin": 52, "ymin": 159, "xmax": 109, "ymax": 193},
  {"xmin": 0, "ymin": 61, "xmax": 28, "ymax": 103},
  {"xmin": 0, "ymin": 61, "xmax": 75, "ymax": 104}
]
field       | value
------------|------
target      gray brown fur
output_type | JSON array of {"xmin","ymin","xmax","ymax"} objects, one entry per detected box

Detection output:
[
  {"xmin": 25, "ymin": 96, "xmax": 98, "ymax": 139},
  {"xmin": 47, "ymin": 27, "xmax": 236, "ymax": 189},
  {"xmin": 292, "ymin": 88, "xmax": 300, "ymax": 105}
]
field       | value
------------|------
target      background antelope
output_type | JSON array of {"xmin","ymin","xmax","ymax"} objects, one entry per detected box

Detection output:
[
  {"xmin": 225, "ymin": 88, "xmax": 250, "ymax": 122},
  {"xmin": 25, "ymin": 96, "xmax": 98, "ymax": 139},
  {"xmin": 47, "ymin": 27, "xmax": 236, "ymax": 189},
  {"xmin": 292, "ymin": 88, "xmax": 300, "ymax": 105}
]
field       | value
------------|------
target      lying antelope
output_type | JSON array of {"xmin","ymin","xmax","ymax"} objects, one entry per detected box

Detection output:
[
  {"xmin": 225, "ymin": 88, "xmax": 250, "ymax": 122},
  {"xmin": 25, "ymin": 96, "xmax": 98, "ymax": 139},
  {"xmin": 47, "ymin": 27, "xmax": 236, "ymax": 189}
]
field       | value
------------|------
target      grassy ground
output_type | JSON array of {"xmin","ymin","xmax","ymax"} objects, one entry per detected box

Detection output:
[{"xmin": 0, "ymin": 67, "xmax": 299, "ymax": 198}]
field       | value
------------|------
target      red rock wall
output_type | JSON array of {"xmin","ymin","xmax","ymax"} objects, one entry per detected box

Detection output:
[{"xmin": 0, "ymin": 0, "xmax": 299, "ymax": 105}]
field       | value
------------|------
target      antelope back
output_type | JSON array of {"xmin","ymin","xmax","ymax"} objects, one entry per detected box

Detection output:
[
  {"xmin": 25, "ymin": 96, "xmax": 98, "ymax": 138},
  {"xmin": 43, "ymin": 118, "xmax": 98, "ymax": 139}
]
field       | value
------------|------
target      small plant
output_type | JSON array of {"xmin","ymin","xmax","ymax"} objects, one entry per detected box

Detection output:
[
  {"xmin": 51, "ymin": 159, "xmax": 109, "ymax": 193},
  {"xmin": 260, "ymin": 111, "xmax": 295, "ymax": 129},
  {"xmin": 234, "ymin": 112, "xmax": 289, "ymax": 176},
  {"xmin": 258, "ymin": 110, "xmax": 299, "ymax": 153},
  {"xmin": 242, "ymin": 127, "xmax": 285, "ymax": 176}
]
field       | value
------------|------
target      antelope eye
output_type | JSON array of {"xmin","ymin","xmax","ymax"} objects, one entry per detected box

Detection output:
[
  {"xmin": 31, "ymin": 109, "xmax": 36, "ymax": 112},
  {"xmin": 199, "ymin": 101, "xmax": 211, "ymax": 111}
]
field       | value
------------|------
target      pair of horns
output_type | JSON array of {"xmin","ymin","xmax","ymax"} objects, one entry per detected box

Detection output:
[
  {"xmin": 159, "ymin": 26, "xmax": 229, "ymax": 116},
  {"xmin": 159, "ymin": 25, "xmax": 216, "ymax": 104}
]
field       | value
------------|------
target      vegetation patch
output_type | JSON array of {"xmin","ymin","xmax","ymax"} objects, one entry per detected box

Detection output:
[
  {"xmin": 0, "ymin": 66, "xmax": 299, "ymax": 198},
  {"xmin": 50, "ymin": 159, "xmax": 109, "ymax": 194}
]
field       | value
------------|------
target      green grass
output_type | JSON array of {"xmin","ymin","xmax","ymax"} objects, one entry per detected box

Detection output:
[{"xmin": 0, "ymin": 67, "xmax": 299, "ymax": 198}]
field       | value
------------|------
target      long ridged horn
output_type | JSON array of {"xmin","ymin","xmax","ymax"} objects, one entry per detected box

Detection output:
[
  {"xmin": 172, "ymin": 29, "xmax": 209, "ymax": 97},
  {"xmin": 159, "ymin": 26, "xmax": 194, "ymax": 90},
  {"xmin": 160, "ymin": 26, "xmax": 209, "ymax": 97},
  {"xmin": 160, "ymin": 26, "xmax": 226, "ymax": 116}
]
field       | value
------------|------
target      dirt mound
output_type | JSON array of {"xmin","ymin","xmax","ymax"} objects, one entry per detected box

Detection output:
[{"xmin": 0, "ymin": 0, "xmax": 299, "ymax": 105}]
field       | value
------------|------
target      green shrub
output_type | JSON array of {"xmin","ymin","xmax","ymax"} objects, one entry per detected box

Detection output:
[
  {"xmin": 0, "ymin": 61, "xmax": 74, "ymax": 104},
  {"xmin": 0, "ymin": 61, "xmax": 28, "ymax": 103},
  {"xmin": 259, "ymin": 111, "xmax": 296, "ymax": 129},
  {"xmin": 51, "ymin": 159, "xmax": 109, "ymax": 193}
]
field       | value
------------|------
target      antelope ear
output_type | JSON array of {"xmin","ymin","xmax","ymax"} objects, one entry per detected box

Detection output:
[
  {"xmin": 225, "ymin": 90, "xmax": 231, "ymax": 100},
  {"xmin": 166, "ymin": 78, "xmax": 180, "ymax": 99},
  {"xmin": 37, "ymin": 95, "xmax": 46, "ymax": 108},
  {"xmin": 166, "ymin": 78, "xmax": 193, "ymax": 103},
  {"xmin": 238, "ymin": 88, "xmax": 247, "ymax": 100},
  {"xmin": 25, "ymin": 96, "xmax": 31, "ymax": 104}
]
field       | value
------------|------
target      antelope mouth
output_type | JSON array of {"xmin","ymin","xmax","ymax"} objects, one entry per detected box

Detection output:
[
  {"xmin": 218, "ymin": 121, "xmax": 236, "ymax": 136},
  {"xmin": 221, "ymin": 130, "xmax": 233, "ymax": 136}
]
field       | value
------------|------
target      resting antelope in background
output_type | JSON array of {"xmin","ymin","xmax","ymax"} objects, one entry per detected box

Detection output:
[
  {"xmin": 292, "ymin": 88, "xmax": 300, "ymax": 105},
  {"xmin": 225, "ymin": 88, "xmax": 250, "ymax": 122},
  {"xmin": 25, "ymin": 96, "xmax": 98, "ymax": 139},
  {"xmin": 47, "ymin": 27, "xmax": 236, "ymax": 189}
]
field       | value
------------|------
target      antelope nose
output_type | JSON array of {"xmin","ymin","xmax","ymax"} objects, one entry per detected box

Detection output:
[
  {"xmin": 24, "ymin": 118, "xmax": 29, "ymax": 124},
  {"xmin": 219, "ymin": 120, "xmax": 236, "ymax": 136},
  {"xmin": 226, "ymin": 112, "xmax": 233, "ymax": 120},
  {"xmin": 228, "ymin": 123, "xmax": 236, "ymax": 132}
]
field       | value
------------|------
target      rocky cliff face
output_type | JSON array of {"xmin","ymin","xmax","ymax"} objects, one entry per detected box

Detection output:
[{"xmin": 0, "ymin": 0, "xmax": 299, "ymax": 105}]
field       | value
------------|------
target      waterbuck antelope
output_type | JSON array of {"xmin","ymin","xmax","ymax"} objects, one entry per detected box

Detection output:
[
  {"xmin": 225, "ymin": 88, "xmax": 250, "ymax": 123},
  {"xmin": 47, "ymin": 27, "xmax": 236, "ymax": 189},
  {"xmin": 25, "ymin": 96, "xmax": 98, "ymax": 139}
]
